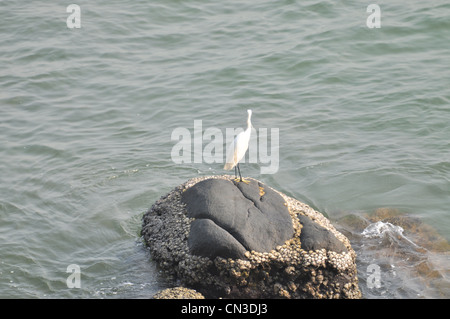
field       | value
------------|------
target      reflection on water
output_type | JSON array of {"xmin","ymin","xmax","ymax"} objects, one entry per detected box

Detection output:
[{"xmin": 336, "ymin": 208, "xmax": 450, "ymax": 298}]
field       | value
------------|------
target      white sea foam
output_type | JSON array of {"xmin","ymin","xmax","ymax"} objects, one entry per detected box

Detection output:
[
  {"xmin": 362, "ymin": 221, "xmax": 419, "ymax": 248},
  {"xmin": 362, "ymin": 221, "xmax": 404, "ymax": 238}
]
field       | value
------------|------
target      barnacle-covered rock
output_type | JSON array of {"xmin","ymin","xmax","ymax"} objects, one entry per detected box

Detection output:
[
  {"xmin": 153, "ymin": 287, "xmax": 205, "ymax": 299},
  {"xmin": 141, "ymin": 175, "xmax": 361, "ymax": 299}
]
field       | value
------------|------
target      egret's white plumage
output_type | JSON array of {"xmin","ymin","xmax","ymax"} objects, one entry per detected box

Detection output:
[{"xmin": 224, "ymin": 109, "xmax": 252, "ymax": 181}]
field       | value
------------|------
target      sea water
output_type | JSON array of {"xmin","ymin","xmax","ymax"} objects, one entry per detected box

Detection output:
[{"xmin": 0, "ymin": 0, "xmax": 449, "ymax": 298}]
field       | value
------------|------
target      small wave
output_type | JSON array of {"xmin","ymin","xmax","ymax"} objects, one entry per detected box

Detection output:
[
  {"xmin": 362, "ymin": 221, "xmax": 404, "ymax": 239},
  {"xmin": 361, "ymin": 221, "xmax": 420, "ymax": 248}
]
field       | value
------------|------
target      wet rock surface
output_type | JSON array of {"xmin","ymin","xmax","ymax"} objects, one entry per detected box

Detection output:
[{"xmin": 141, "ymin": 175, "xmax": 361, "ymax": 299}]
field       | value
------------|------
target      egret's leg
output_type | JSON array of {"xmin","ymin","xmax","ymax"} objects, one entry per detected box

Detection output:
[
  {"xmin": 235, "ymin": 164, "xmax": 250, "ymax": 184},
  {"xmin": 233, "ymin": 166, "xmax": 240, "ymax": 182}
]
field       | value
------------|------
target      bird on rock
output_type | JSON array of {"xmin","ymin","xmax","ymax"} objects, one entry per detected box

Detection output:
[{"xmin": 224, "ymin": 109, "xmax": 252, "ymax": 183}]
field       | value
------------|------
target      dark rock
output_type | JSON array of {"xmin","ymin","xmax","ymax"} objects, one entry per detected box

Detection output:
[
  {"xmin": 299, "ymin": 215, "xmax": 348, "ymax": 253},
  {"xmin": 188, "ymin": 219, "xmax": 247, "ymax": 259},
  {"xmin": 181, "ymin": 178, "xmax": 294, "ymax": 259}
]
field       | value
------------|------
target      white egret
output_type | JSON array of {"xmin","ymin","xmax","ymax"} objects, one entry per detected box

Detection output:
[{"xmin": 224, "ymin": 109, "xmax": 252, "ymax": 183}]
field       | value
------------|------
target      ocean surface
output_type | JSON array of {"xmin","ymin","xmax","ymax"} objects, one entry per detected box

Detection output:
[{"xmin": 1, "ymin": 0, "xmax": 449, "ymax": 298}]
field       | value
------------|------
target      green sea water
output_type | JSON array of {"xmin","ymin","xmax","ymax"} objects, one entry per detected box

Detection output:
[{"xmin": 0, "ymin": 0, "xmax": 449, "ymax": 298}]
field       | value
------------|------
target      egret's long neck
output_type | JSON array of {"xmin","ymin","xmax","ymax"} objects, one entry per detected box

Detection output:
[{"xmin": 247, "ymin": 114, "xmax": 252, "ymax": 130}]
